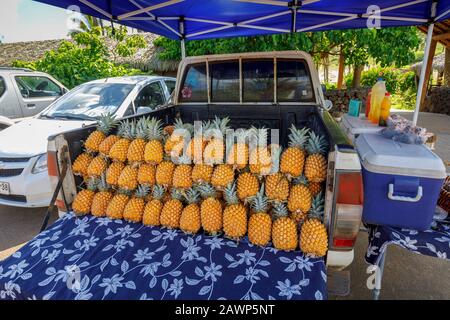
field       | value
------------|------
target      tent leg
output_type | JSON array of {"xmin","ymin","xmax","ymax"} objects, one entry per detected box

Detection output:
[
  {"xmin": 181, "ymin": 39, "xmax": 186, "ymax": 59},
  {"xmin": 413, "ymin": 23, "xmax": 434, "ymax": 126}
]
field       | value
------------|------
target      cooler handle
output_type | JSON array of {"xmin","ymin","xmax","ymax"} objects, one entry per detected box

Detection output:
[{"xmin": 388, "ymin": 183, "xmax": 423, "ymax": 202}]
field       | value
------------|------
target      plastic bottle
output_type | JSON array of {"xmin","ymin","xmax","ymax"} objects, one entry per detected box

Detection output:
[
  {"xmin": 365, "ymin": 89, "xmax": 371, "ymax": 118},
  {"xmin": 368, "ymin": 78, "xmax": 386, "ymax": 124},
  {"xmin": 379, "ymin": 92, "xmax": 391, "ymax": 126}
]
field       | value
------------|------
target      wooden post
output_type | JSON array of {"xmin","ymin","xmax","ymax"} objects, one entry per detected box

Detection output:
[
  {"xmin": 419, "ymin": 39, "xmax": 437, "ymax": 111},
  {"xmin": 444, "ymin": 46, "xmax": 450, "ymax": 87},
  {"xmin": 337, "ymin": 47, "xmax": 345, "ymax": 89}
]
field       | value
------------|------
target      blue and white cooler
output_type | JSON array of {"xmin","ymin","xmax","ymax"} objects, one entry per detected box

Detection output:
[{"xmin": 356, "ymin": 133, "xmax": 446, "ymax": 231}]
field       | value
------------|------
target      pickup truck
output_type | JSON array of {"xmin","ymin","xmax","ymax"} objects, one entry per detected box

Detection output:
[{"xmin": 48, "ymin": 51, "xmax": 363, "ymax": 272}]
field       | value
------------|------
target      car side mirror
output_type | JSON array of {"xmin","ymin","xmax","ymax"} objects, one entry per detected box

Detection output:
[
  {"xmin": 323, "ymin": 99, "xmax": 333, "ymax": 111},
  {"xmin": 136, "ymin": 106, "xmax": 152, "ymax": 115}
]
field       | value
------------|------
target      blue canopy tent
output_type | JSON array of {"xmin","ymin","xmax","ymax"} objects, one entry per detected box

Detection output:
[{"xmin": 34, "ymin": 0, "xmax": 450, "ymax": 123}]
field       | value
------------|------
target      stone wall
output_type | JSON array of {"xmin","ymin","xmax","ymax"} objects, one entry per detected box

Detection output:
[
  {"xmin": 324, "ymin": 88, "xmax": 370, "ymax": 116},
  {"xmin": 423, "ymin": 87, "xmax": 450, "ymax": 116}
]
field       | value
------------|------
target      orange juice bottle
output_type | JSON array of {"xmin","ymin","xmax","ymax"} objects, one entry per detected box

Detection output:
[
  {"xmin": 368, "ymin": 78, "xmax": 386, "ymax": 124},
  {"xmin": 379, "ymin": 92, "xmax": 391, "ymax": 126}
]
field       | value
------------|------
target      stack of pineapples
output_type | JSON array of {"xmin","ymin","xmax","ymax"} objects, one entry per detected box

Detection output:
[{"xmin": 71, "ymin": 114, "xmax": 329, "ymax": 257}]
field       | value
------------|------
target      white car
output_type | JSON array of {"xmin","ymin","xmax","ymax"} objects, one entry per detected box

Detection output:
[{"xmin": 0, "ymin": 75, "xmax": 176, "ymax": 207}]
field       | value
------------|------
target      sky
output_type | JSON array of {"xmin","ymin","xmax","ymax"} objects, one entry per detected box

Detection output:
[{"xmin": 0, "ymin": 0, "xmax": 74, "ymax": 43}]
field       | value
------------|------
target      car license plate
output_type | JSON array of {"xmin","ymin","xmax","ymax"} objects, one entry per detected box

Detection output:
[{"xmin": 0, "ymin": 182, "xmax": 10, "ymax": 195}]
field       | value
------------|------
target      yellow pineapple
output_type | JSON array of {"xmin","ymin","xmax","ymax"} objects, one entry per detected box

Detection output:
[
  {"xmin": 137, "ymin": 163, "xmax": 156, "ymax": 186},
  {"xmin": 179, "ymin": 187, "xmax": 201, "ymax": 234},
  {"xmin": 127, "ymin": 117, "xmax": 149, "ymax": 165},
  {"xmin": 143, "ymin": 185, "xmax": 165, "ymax": 226},
  {"xmin": 271, "ymin": 202, "xmax": 298, "ymax": 251},
  {"xmin": 109, "ymin": 120, "xmax": 133, "ymax": 162},
  {"xmin": 304, "ymin": 132, "xmax": 328, "ymax": 183},
  {"xmin": 280, "ymin": 125, "xmax": 309, "ymax": 179},
  {"xmin": 123, "ymin": 184, "xmax": 150, "ymax": 223},
  {"xmin": 265, "ymin": 172, "xmax": 289, "ymax": 202},
  {"xmin": 165, "ymin": 118, "xmax": 192, "ymax": 158},
  {"xmin": 223, "ymin": 182, "xmax": 248, "ymax": 240},
  {"xmin": 72, "ymin": 152, "xmax": 93, "ymax": 177},
  {"xmin": 211, "ymin": 164, "xmax": 234, "ymax": 191},
  {"xmin": 98, "ymin": 135, "xmax": 120, "ymax": 158},
  {"xmin": 186, "ymin": 120, "xmax": 210, "ymax": 163},
  {"xmin": 91, "ymin": 174, "xmax": 113, "ymax": 217},
  {"xmin": 87, "ymin": 155, "xmax": 108, "ymax": 177},
  {"xmin": 248, "ymin": 126, "xmax": 271, "ymax": 176},
  {"xmin": 236, "ymin": 172, "xmax": 259, "ymax": 202},
  {"xmin": 160, "ymin": 188, "xmax": 184, "ymax": 229},
  {"xmin": 288, "ymin": 176, "xmax": 312, "ymax": 223},
  {"xmin": 198, "ymin": 183, "xmax": 223, "ymax": 235},
  {"xmin": 105, "ymin": 161, "xmax": 125, "ymax": 187},
  {"xmin": 155, "ymin": 160, "xmax": 175, "ymax": 187},
  {"xmin": 203, "ymin": 117, "xmax": 230, "ymax": 165},
  {"xmin": 248, "ymin": 184, "xmax": 272, "ymax": 247},
  {"xmin": 117, "ymin": 165, "xmax": 138, "ymax": 191},
  {"xmin": 226, "ymin": 129, "xmax": 248, "ymax": 170},
  {"xmin": 106, "ymin": 189, "xmax": 131, "ymax": 220},
  {"xmin": 300, "ymin": 192, "xmax": 328, "ymax": 257},
  {"xmin": 309, "ymin": 181, "xmax": 322, "ymax": 197},
  {"xmin": 144, "ymin": 117, "xmax": 164, "ymax": 165},
  {"xmin": 84, "ymin": 113, "xmax": 118, "ymax": 153},
  {"xmin": 72, "ymin": 177, "xmax": 97, "ymax": 216},
  {"xmin": 172, "ymin": 156, "xmax": 193, "ymax": 189},
  {"xmin": 192, "ymin": 163, "xmax": 213, "ymax": 184}
]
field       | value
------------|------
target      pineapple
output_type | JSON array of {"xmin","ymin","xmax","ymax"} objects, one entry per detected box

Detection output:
[
  {"xmin": 137, "ymin": 163, "xmax": 156, "ymax": 186},
  {"xmin": 198, "ymin": 184, "xmax": 223, "ymax": 235},
  {"xmin": 223, "ymin": 182, "xmax": 248, "ymax": 240},
  {"xmin": 91, "ymin": 174, "xmax": 113, "ymax": 217},
  {"xmin": 280, "ymin": 125, "xmax": 309, "ymax": 179},
  {"xmin": 143, "ymin": 185, "xmax": 165, "ymax": 226},
  {"xmin": 72, "ymin": 152, "xmax": 93, "ymax": 177},
  {"xmin": 271, "ymin": 202, "xmax": 298, "ymax": 251},
  {"xmin": 249, "ymin": 146, "xmax": 272, "ymax": 176},
  {"xmin": 211, "ymin": 164, "xmax": 234, "ymax": 191},
  {"xmin": 226, "ymin": 129, "xmax": 249, "ymax": 170},
  {"xmin": 265, "ymin": 172, "xmax": 289, "ymax": 202},
  {"xmin": 84, "ymin": 113, "xmax": 118, "ymax": 153},
  {"xmin": 172, "ymin": 155, "xmax": 193, "ymax": 189},
  {"xmin": 98, "ymin": 135, "xmax": 120, "ymax": 158},
  {"xmin": 248, "ymin": 184, "xmax": 272, "ymax": 247},
  {"xmin": 309, "ymin": 181, "xmax": 322, "ymax": 197},
  {"xmin": 123, "ymin": 184, "xmax": 150, "ymax": 223},
  {"xmin": 105, "ymin": 161, "xmax": 125, "ymax": 187},
  {"xmin": 288, "ymin": 176, "xmax": 312, "ymax": 223},
  {"xmin": 144, "ymin": 117, "xmax": 164, "ymax": 165},
  {"xmin": 165, "ymin": 118, "xmax": 192, "ymax": 158},
  {"xmin": 117, "ymin": 165, "xmax": 138, "ymax": 191},
  {"xmin": 179, "ymin": 187, "xmax": 201, "ymax": 234},
  {"xmin": 192, "ymin": 163, "xmax": 213, "ymax": 184},
  {"xmin": 160, "ymin": 188, "xmax": 184, "ymax": 229},
  {"xmin": 236, "ymin": 172, "xmax": 259, "ymax": 202},
  {"xmin": 72, "ymin": 177, "xmax": 97, "ymax": 216},
  {"xmin": 300, "ymin": 192, "xmax": 328, "ymax": 257},
  {"xmin": 86, "ymin": 155, "xmax": 108, "ymax": 177},
  {"xmin": 155, "ymin": 160, "xmax": 175, "ymax": 187},
  {"xmin": 127, "ymin": 117, "xmax": 149, "ymax": 165},
  {"xmin": 109, "ymin": 120, "xmax": 133, "ymax": 162},
  {"xmin": 186, "ymin": 120, "xmax": 210, "ymax": 163},
  {"xmin": 106, "ymin": 189, "xmax": 131, "ymax": 220},
  {"xmin": 304, "ymin": 132, "xmax": 328, "ymax": 183},
  {"xmin": 203, "ymin": 117, "xmax": 230, "ymax": 165}
]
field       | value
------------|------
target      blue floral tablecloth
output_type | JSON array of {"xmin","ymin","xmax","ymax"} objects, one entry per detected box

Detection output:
[
  {"xmin": 365, "ymin": 222, "xmax": 450, "ymax": 265},
  {"xmin": 0, "ymin": 213, "xmax": 326, "ymax": 300}
]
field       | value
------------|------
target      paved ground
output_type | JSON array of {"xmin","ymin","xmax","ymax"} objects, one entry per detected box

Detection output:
[{"xmin": 0, "ymin": 111, "xmax": 448, "ymax": 299}]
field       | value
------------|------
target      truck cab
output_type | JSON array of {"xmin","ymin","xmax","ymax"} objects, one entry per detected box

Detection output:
[{"xmin": 48, "ymin": 51, "xmax": 363, "ymax": 270}]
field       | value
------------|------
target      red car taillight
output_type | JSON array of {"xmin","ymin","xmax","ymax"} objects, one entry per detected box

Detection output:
[
  {"xmin": 47, "ymin": 150, "xmax": 67, "ymax": 211},
  {"xmin": 332, "ymin": 171, "xmax": 363, "ymax": 250}
]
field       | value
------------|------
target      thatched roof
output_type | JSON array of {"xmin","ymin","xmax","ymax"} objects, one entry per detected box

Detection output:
[
  {"xmin": 410, "ymin": 53, "xmax": 446, "ymax": 75},
  {"xmin": 0, "ymin": 32, "xmax": 179, "ymax": 73}
]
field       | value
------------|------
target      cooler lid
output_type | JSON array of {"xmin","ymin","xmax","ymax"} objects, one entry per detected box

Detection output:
[
  {"xmin": 341, "ymin": 114, "xmax": 382, "ymax": 135},
  {"xmin": 355, "ymin": 133, "xmax": 446, "ymax": 179}
]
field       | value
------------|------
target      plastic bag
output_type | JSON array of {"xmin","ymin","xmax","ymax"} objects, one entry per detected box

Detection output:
[{"xmin": 380, "ymin": 114, "xmax": 431, "ymax": 144}]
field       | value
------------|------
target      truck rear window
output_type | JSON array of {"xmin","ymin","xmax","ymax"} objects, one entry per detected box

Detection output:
[
  {"xmin": 180, "ymin": 63, "xmax": 207, "ymax": 102},
  {"xmin": 243, "ymin": 59, "xmax": 274, "ymax": 102},
  {"xmin": 277, "ymin": 60, "xmax": 314, "ymax": 102},
  {"xmin": 210, "ymin": 61, "xmax": 239, "ymax": 102}
]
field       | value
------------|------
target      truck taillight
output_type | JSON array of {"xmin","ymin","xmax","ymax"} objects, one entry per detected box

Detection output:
[
  {"xmin": 332, "ymin": 172, "xmax": 363, "ymax": 250},
  {"xmin": 47, "ymin": 150, "xmax": 58, "ymax": 177}
]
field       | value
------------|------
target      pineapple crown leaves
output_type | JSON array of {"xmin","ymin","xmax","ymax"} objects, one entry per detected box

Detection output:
[
  {"xmin": 306, "ymin": 131, "xmax": 328, "ymax": 155},
  {"xmin": 134, "ymin": 117, "xmax": 150, "ymax": 140},
  {"xmin": 184, "ymin": 187, "xmax": 200, "ymax": 204},
  {"xmin": 117, "ymin": 188, "xmax": 133, "ymax": 196},
  {"xmin": 223, "ymin": 182, "xmax": 240, "ymax": 206},
  {"xmin": 269, "ymin": 144, "xmax": 282, "ymax": 173},
  {"xmin": 272, "ymin": 201, "xmax": 289, "ymax": 220},
  {"xmin": 292, "ymin": 175, "xmax": 309, "ymax": 186},
  {"xmin": 212, "ymin": 116, "xmax": 231, "ymax": 135},
  {"xmin": 170, "ymin": 188, "xmax": 184, "ymax": 201},
  {"xmin": 248, "ymin": 126, "xmax": 268, "ymax": 146},
  {"xmin": 288, "ymin": 125, "xmax": 310, "ymax": 149},
  {"xmin": 97, "ymin": 112, "xmax": 118, "ymax": 134},
  {"xmin": 308, "ymin": 191, "xmax": 325, "ymax": 221},
  {"xmin": 198, "ymin": 183, "xmax": 217, "ymax": 199},
  {"xmin": 117, "ymin": 120, "xmax": 133, "ymax": 139},
  {"xmin": 146, "ymin": 117, "xmax": 164, "ymax": 141},
  {"xmin": 250, "ymin": 184, "xmax": 268, "ymax": 213},
  {"xmin": 135, "ymin": 184, "xmax": 151, "ymax": 198},
  {"xmin": 174, "ymin": 118, "xmax": 194, "ymax": 135},
  {"xmin": 97, "ymin": 173, "xmax": 110, "ymax": 192},
  {"xmin": 152, "ymin": 185, "xmax": 166, "ymax": 200},
  {"xmin": 173, "ymin": 153, "xmax": 192, "ymax": 165},
  {"xmin": 86, "ymin": 176, "xmax": 99, "ymax": 191}
]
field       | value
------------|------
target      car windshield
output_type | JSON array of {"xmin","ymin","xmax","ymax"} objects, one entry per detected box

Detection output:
[{"xmin": 40, "ymin": 82, "xmax": 135, "ymax": 120}]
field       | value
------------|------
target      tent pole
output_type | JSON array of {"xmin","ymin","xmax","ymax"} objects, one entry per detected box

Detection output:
[
  {"xmin": 181, "ymin": 39, "xmax": 186, "ymax": 59},
  {"xmin": 179, "ymin": 17, "xmax": 186, "ymax": 59}
]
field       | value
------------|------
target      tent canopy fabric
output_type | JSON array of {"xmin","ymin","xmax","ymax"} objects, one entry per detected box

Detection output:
[{"xmin": 34, "ymin": 0, "xmax": 450, "ymax": 40}]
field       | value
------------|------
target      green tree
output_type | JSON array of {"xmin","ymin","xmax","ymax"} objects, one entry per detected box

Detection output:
[{"xmin": 13, "ymin": 26, "xmax": 147, "ymax": 88}]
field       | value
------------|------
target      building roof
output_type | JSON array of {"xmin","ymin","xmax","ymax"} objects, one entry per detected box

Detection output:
[{"xmin": 417, "ymin": 19, "xmax": 450, "ymax": 48}]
